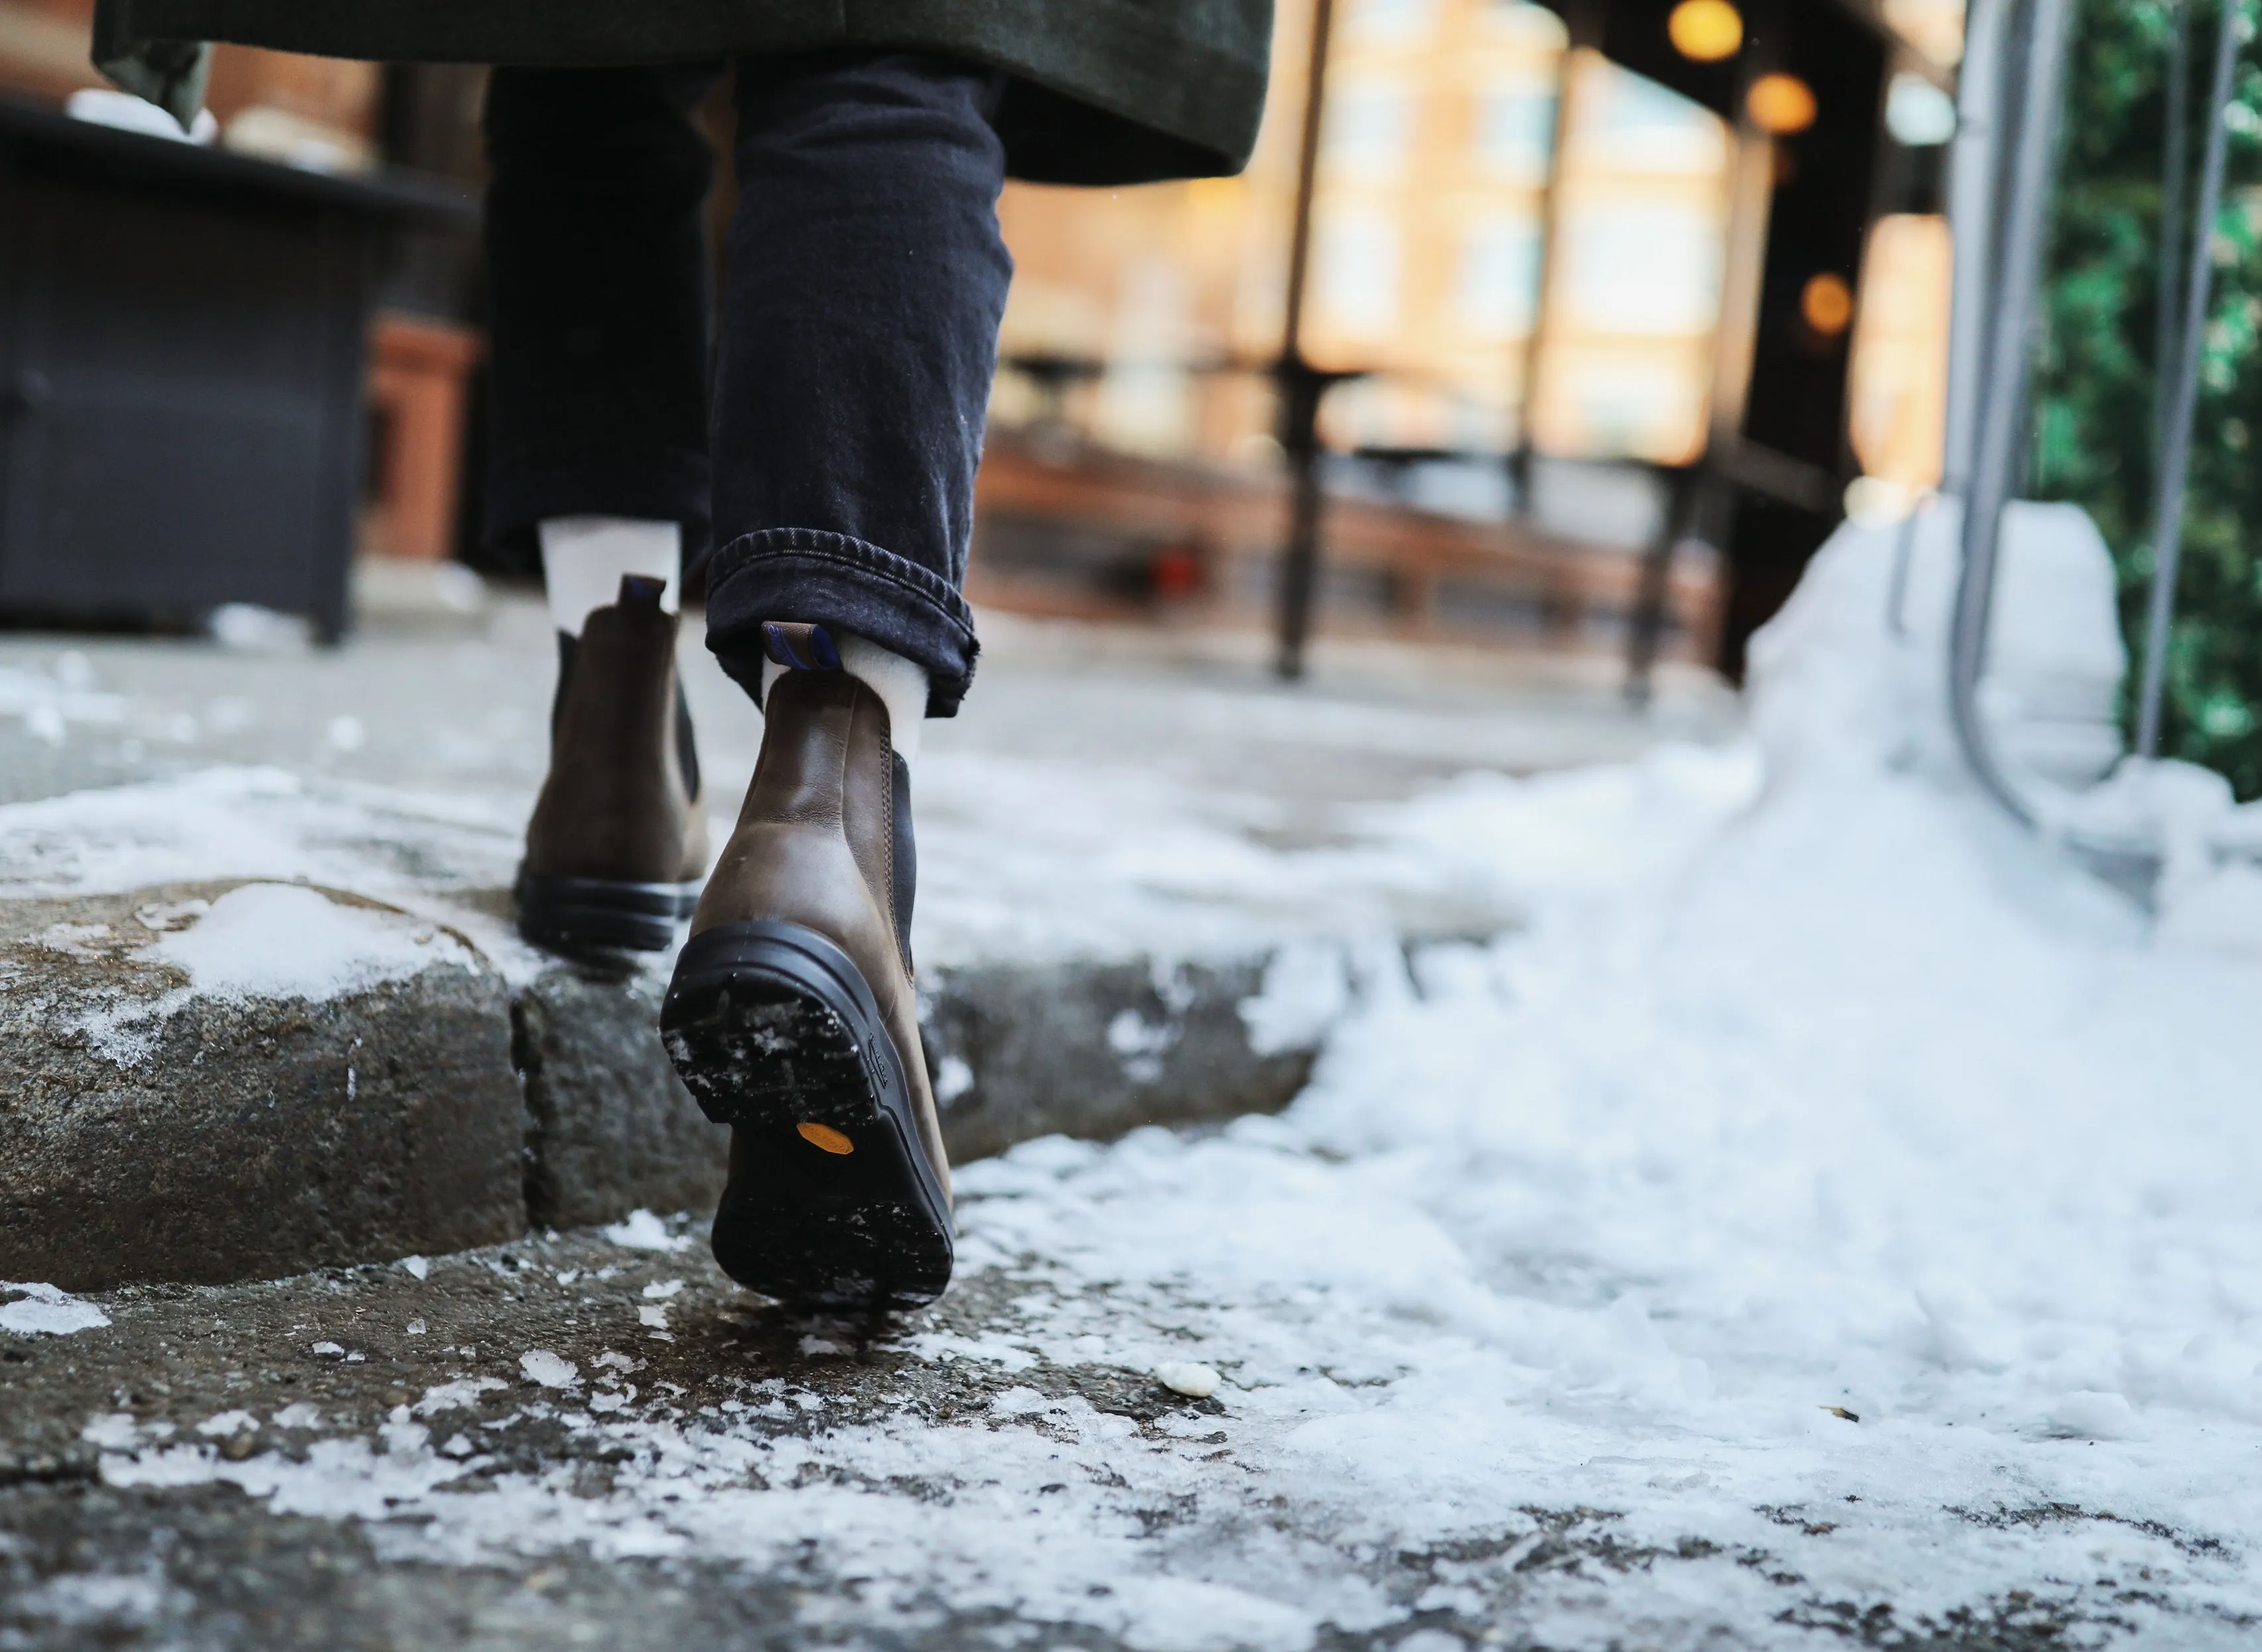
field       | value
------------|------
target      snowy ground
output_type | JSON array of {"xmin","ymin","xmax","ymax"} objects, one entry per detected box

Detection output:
[
  {"xmin": 0, "ymin": 601, "xmax": 1733, "ymax": 979},
  {"xmin": 9, "ymin": 529, "xmax": 2262, "ymax": 1647}
]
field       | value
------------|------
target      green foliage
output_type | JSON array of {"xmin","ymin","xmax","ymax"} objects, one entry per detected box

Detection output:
[{"xmin": 2030, "ymin": 0, "xmax": 2262, "ymax": 796}]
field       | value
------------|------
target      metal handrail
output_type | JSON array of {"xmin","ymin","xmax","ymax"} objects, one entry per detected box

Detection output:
[
  {"xmin": 1942, "ymin": 0, "xmax": 2246, "ymax": 899},
  {"xmin": 2139, "ymin": 0, "xmax": 2243, "ymax": 757},
  {"xmin": 1948, "ymin": 0, "xmax": 2076, "ymax": 833}
]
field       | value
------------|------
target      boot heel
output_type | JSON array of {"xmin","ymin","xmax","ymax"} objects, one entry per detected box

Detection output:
[
  {"xmin": 661, "ymin": 920, "xmax": 952, "ymax": 1310},
  {"xmin": 516, "ymin": 873, "xmax": 699, "ymax": 953}
]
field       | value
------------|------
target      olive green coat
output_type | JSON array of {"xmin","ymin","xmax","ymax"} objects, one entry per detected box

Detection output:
[{"xmin": 93, "ymin": 0, "xmax": 1273, "ymax": 184}]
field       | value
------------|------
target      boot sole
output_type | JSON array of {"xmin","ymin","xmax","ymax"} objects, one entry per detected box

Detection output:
[
  {"xmin": 660, "ymin": 920, "xmax": 953, "ymax": 1313},
  {"xmin": 516, "ymin": 873, "xmax": 701, "ymax": 953}
]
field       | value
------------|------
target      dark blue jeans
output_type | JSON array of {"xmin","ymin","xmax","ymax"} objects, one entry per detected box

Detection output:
[{"xmin": 482, "ymin": 53, "xmax": 1011, "ymax": 716}]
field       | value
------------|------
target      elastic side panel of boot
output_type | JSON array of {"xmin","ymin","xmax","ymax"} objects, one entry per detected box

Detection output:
[
  {"xmin": 891, "ymin": 751, "xmax": 915, "ymax": 977},
  {"xmin": 674, "ymin": 675, "xmax": 700, "ymax": 800}
]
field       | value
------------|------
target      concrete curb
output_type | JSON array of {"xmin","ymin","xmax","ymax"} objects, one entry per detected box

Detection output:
[
  {"xmin": 921, "ymin": 954, "xmax": 1317, "ymax": 1162},
  {"xmin": 1, "ymin": 882, "xmax": 1331, "ymax": 1290},
  {"xmin": 514, "ymin": 963, "xmax": 725, "ymax": 1233},
  {"xmin": 0, "ymin": 883, "xmax": 525, "ymax": 1292}
]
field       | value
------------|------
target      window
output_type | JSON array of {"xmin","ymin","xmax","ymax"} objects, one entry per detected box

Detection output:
[
  {"xmin": 1345, "ymin": 0, "xmax": 1437, "ymax": 44},
  {"xmin": 1561, "ymin": 203, "xmax": 1724, "ymax": 334},
  {"xmin": 1325, "ymin": 82, "xmax": 1417, "ymax": 178},
  {"xmin": 1574, "ymin": 65, "xmax": 1729, "ymax": 174},
  {"xmin": 1473, "ymin": 79, "xmax": 1557, "ymax": 177},
  {"xmin": 1459, "ymin": 217, "xmax": 1544, "ymax": 338},
  {"xmin": 1316, "ymin": 214, "xmax": 1402, "ymax": 338}
]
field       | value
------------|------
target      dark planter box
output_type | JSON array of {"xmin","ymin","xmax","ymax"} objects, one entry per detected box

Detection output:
[{"xmin": 0, "ymin": 97, "xmax": 473, "ymax": 640}]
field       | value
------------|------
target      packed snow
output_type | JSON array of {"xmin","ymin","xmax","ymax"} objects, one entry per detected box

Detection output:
[
  {"xmin": 141, "ymin": 881, "xmax": 475, "ymax": 1004},
  {"xmin": 70, "ymin": 513, "xmax": 2262, "ymax": 1643}
]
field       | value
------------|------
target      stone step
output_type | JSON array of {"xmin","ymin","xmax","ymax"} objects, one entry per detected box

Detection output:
[{"xmin": 2, "ymin": 880, "xmax": 1334, "ymax": 1291}]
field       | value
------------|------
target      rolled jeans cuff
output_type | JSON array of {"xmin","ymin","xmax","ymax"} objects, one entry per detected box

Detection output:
[
  {"xmin": 484, "ymin": 442, "xmax": 712, "ymax": 559},
  {"xmin": 703, "ymin": 527, "xmax": 980, "ymax": 718}
]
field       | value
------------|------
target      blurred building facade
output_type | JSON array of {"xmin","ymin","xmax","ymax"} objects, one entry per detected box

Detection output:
[{"xmin": 986, "ymin": 0, "xmax": 1959, "ymax": 669}]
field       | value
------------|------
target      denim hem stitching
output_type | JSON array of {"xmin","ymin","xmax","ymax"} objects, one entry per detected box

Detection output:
[{"xmin": 707, "ymin": 527, "xmax": 976, "ymax": 640}]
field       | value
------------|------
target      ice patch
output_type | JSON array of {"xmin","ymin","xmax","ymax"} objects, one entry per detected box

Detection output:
[
  {"xmin": 12, "ymin": 1570, "xmax": 181, "ymax": 1628},
  {"xmin": 1155, "ymin": 1361, "xmax": 1221, "ymax": 1400},
  {"xmin": 414, "ymin": 1378, "xmax": 505, "ymax": 1417},
  {"xmin": 934, "ymin": 1052, "xmax": 976, "ymax": 1103},
  {"xmin": 2047, "ymin": 1390, "xmax": 2137, "ymax": 1441},
  {"xmin": 603, "ymin": 1209, "xmax": 689, "ymax": 1252},
  {"xmin": 1105, "ymin": 1007, "xmax": 1177, "ymax": 1082},
  {"xmin": 80, "ymin": 1413, "xmax": 142, "ymax": 1449},
  {"xmin": 519, "ymin": 1350, "xmax": 579, "ymax": 1390},
  {"xmin": 1, "ymin": 1282, "xmax": 111, "ymax": 1336},
  {"xmin": 1238, "ymin": 942, "xmax": 1350, "ymax": 1056}
]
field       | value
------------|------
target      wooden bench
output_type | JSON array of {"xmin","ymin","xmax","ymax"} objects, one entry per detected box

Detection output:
[{"xmin": 970, "ymin": 431, "xmax": 1723, "ymax": 663}]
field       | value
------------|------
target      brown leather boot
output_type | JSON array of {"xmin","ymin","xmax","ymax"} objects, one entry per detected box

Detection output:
[
  {"xmin": 517, "ymin": 575, "xmax": 708, "ymax": 952},
  {"xmin": 659, "ymin": 626, "xmax": 951, "ymax": 1311}
]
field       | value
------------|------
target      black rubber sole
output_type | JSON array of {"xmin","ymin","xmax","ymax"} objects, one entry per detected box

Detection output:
[
  {"xmin": 659, "ymin": 920, "xmax": 953, "ymax": 1312},
  {"xmin": 516, "ymin": 872, "xmax": 700, "ymax": 953}
]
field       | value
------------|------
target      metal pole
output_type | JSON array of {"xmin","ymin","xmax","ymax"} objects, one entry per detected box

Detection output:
[
  {"xmin": 1949, "ymin": 0, "xmax": 2078, "ymax": 826},
  {"xmin": 1625, "ymin": 467, "xmax": 1697, "ymax": 704},
  {"xmin": 1274, "ymin": 0, "xmax": 1337, "ymax": 681},
  {"xmin": 1514, "ymin": 9, "xmax": 1592, "ymax": 520},
  {"xmin": 1941, "ymin": 0, "xmax": 2012, "ymax": 495},
  {"xmin": 2156, "ymin": 0, "xmax": 2191, "ymax": 439},
  {"xmin": 2137, "ymin": 0, "xmax": 2241, "ymax": 759}
]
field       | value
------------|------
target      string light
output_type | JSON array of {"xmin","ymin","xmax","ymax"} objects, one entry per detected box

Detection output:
[
  {"xmin": 1747, "ymin": 72, "xmax": 1819, "ymax": 135},
  {"xmin": 1801, "ymin": 272, "xmax": 1854, "ymax": 337},
  {"xmin": 1668, "ymin": 0, "xmax": 1744, "ymax": 62}
]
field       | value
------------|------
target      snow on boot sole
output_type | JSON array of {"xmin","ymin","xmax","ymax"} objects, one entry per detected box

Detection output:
[{"xmin": 660, "ymin": 919, "xmax": 953, "ymax": 1312}]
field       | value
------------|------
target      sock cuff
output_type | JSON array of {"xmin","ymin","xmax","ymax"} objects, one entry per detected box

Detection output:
[
  {"xmin": 540, "ymin": 517, "xmax": 681, "ymax": 636},
  {"xmin": 761, "ymin": 630, "xmax": 928, "ymax": 763}
]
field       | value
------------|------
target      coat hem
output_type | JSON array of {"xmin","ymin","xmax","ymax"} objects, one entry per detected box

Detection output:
[{"xmin": 100, "ymin": 0, "xmax": 1270, "ymax": 180}]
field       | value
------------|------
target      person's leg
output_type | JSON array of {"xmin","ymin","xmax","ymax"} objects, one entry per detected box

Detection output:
[
  {"xmin": 484, "ymin": 65, "xmax": 720, "ymax": 952},
  {"xmin": 483, "ymin": 63, "xmax": 719, "ymax": 564},
  {"xmin": 663, "ymin": 52, "xmax": 1012, "ymax": 1312},
  {"xmin": 701, "ymin": 50, "xmax": 1012, "ymax": 720}
]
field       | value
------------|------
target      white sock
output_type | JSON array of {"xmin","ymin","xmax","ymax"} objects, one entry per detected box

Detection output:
[
  {"xmin": 762, "ymin": 631, "xmax": 929, "ymax": 765},
  {"xmin": 539, "ymin": 517, "xmax": 681, "ymax": 636}
]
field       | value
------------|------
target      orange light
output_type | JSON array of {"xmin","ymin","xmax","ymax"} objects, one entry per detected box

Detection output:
[
  {"xmin": 797, "ymin": 1122, "xmax": 855, "ymax": 1155},
  {"xmin": 1801, "ymin": 272, "xmax": 1855, "ymax": 337},
  {"xmin": 1668, "ymin": 0, "xmax": 1744, "ymax": 62},
  {"xmin": 1748, "ymin": 73, "xmax": 1818, "ymax": 135}
]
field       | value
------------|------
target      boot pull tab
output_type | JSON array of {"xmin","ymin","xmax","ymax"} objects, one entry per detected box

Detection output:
[
  {"xmin": 618, "ymin": 573, "xmax": 669, "ymax": 608},
  {"xmin": 763, "ymin": 621, "xmax": 842, "ymax": 672}
]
